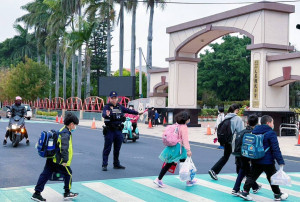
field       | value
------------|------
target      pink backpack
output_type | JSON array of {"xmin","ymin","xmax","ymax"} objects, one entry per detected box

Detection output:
[{"xmin": 162, "ymin": 124, "xmax": 181, "ymax": 146}]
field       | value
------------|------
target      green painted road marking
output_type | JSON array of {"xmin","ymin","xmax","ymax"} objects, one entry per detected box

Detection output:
[{"xmin": 1, "ymin": 173, "xmax": 299, "ymax": 202}]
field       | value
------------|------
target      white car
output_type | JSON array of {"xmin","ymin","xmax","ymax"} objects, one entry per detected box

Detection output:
[{"xmin": 23, "ymin": 104, "xmax": 32, "ymax": 120}]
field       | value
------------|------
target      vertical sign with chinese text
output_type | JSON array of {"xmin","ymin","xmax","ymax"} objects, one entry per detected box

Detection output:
[{"xmin": 252, "ymin": 60, "xmax": 260, "ymax": 108}]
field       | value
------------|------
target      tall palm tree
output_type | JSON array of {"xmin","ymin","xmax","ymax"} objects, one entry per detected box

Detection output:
[
  {"xmin": 12, "ymin": 24, "xmax": 35, "ymax": 60},
  {"xmin": 118, "ymin": 0, "xmax": 124, "ymax": 76},
  {"xmin": 84, "ymin": 0, "xmax": 115, "ymax": 77},
  {"xmin": 145, "ymin": 0, "xmax": 166, "ymax": 97},
  {"xmin": 126, "ymin": 0, "xmax": 138, "ymax": 76}
]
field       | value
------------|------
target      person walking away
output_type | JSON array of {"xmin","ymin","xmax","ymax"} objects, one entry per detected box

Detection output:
[
  {"xmin": 215, "ymin": 107, "xmax": 225, "ymax": 149},
  {"xmin": 31, "ymin": 113, "xmax": 79, "ymax": 201},
  {"xmin": 232, "ymin": 114, "xmax": 261, "ymax": 196},
  {"xmin": 208, "ymin": 104, "xmax": 244, "ymax": 180},
  {"xmin": 154, "ymin": 110, "xmax": 159, "ymax": 127},
  {"xmin": 154, "ymin": 111, "xmax": 196, "ymax": 187},
  {"xmin": 102, "ymin": 91, "xmax": 141, "ymax": 171},
  {"xmin": 148, "ymin": 107, "xmax": 155, "ymax": 126},
  {"xmin": 240, "ymin": 115, "xmax": 288, "ymax": 201}
]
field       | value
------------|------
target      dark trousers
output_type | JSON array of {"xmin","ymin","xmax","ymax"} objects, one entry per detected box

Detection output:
[
  {"xmin": 233, "ymin": 157, "xmax": 258, "ymax": 192},
  {"xmin": 35, "ymin": 159, "xmax": 72, "ymax": 193},
  {"xmin": 243, "ymin": 163, "xmax": 281, "ymax": 194},
  {"xmin": 211, "ymin": 143, "xmax": 232, "ymax": 174},
  {"xmin": 158, "ymin": 159, "xmax": 185, "ymax": 180},
  {"xmin": 132, "ymin": 123, "xmax": 137, "ymax": 133},
  {"xmin": 102, "ymin": 129, "xmax": 123, "ymax": 167}
]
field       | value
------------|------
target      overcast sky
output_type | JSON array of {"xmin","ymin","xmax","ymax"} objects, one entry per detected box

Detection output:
[{"xmin": 1, "ymin": 0, "xmax": 299, "ymax": 71}]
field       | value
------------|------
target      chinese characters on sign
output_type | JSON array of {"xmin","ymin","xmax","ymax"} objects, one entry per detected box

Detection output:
[{"xmin": 252, "ymin": 60, "xmax": 260, "ymax": 108}]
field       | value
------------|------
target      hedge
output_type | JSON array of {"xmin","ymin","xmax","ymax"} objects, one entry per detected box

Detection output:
[{"xmin": 36, "ymin": 111, "xmax": 58, "ymax": 116}]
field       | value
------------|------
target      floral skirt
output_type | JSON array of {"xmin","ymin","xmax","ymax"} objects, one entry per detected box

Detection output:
[{"xmin": 159, "ymin": 143, "xmax": 187, "ymax": 163}]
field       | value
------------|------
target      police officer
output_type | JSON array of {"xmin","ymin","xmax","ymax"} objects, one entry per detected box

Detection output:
[{"xmin": 102, "ymin": 91, "xmax": 140, "ymax": 171}]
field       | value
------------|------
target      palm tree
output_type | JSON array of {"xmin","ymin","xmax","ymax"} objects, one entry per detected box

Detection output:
[
  {"xmin": 118, "ymin": 0, "xmax": 125, "ymax": 76},
  {"xmin": 145, "ymin": 0, "xmax": 166, "ymax": 97},
  {"xmin": 70, "ymin": 20, "xmax": 94, "ymax": 98},
  {"xmin": 12, "ymin": 24, "xmax": 35, "ymax": 60},
  {"xmin": 84, "ymin": 0, "xmax": 115, "ymax": 77},
  {"xmin": 126, "ymin": 0, "xmax": 138, "ymax": 76}
]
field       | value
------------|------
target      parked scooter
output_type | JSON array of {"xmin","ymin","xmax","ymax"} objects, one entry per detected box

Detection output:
[
  {"xmin": 122, "ymin": 117, "xmax": 139, "ymax": 143},
  {"xmin": 6, "ymin": 106, "xmax": 27, "ymax": 147}
]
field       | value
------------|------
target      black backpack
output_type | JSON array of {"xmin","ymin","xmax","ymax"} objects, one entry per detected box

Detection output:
[
  {"xmin": 232, "ymin": 127, "xmax": 252, "ymax": 157},
  {"xmin": 217, "ymin": 117, "xmax": 233, "ymax": 144}
]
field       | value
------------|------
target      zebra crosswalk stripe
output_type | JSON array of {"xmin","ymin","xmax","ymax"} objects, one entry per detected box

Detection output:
[
  {"xmin": 82, "ymin": 182, "xmax": 145, "ymax": 202},
  {"xmin": 133, "ymin": 178, "xmax": 214, "ymax": 202},
  {"xmin": 26, "ymin": 187, "xmax": 63, "ymax": 202}
]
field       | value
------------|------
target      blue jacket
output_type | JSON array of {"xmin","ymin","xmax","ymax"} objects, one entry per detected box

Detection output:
[{"xmin": 252, "ymin": 124, "xmax": 285, "ymax": 165}]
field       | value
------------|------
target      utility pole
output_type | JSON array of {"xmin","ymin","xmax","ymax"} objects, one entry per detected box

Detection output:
[{"xmin": 139, "ymin": 47, "xmax": 143, "ymax": 98}]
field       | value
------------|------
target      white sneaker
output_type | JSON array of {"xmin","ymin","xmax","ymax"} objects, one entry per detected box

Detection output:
[
  {"xmin": 153, "ymin": 178, "xmax": 165, "ymax": 188},
  {"xmin": 274, "ymin": 193, "xmax": 288, "ymax": 201},
  {"xmin": 239, "ymin": 191, "xmax": 253, "ymax": 201}
]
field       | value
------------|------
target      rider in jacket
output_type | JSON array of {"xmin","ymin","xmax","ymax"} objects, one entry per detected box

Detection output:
[{"xmin": 3, "ymin": 96, "xmax": 29, "ymax": 145}]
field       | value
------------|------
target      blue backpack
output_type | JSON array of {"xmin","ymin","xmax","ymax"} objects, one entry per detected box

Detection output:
[
  {"xmin": 241, "ymin": 133, "xmax": 270, "ymax": 159},
  {"xmin": 37, "ymin": 130, "xmax": 59, "ymax": 158}
]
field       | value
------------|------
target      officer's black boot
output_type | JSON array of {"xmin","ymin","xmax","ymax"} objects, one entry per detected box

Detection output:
[{"xmin": 114, "ymin": 165, "xmax": 125, "ymax": 169}]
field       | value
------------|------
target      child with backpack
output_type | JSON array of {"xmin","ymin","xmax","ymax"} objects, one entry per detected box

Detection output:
[
  {"xmin": 154, "ymin": 111, "xmax": 194, "ymax": 187},
  {"xmin": 239, "ymin": 115, "xmax": 288, "ymax": 201},
  {"xmin": 208, "ymin": 104, "xmax": 244, "ymax": 180},
  {"xmin": 215, "ymin": 107, "xmax": 225, "ymax": 149},
  {"xmin": 31, "ymin": 113, "xmax": 79, "ymax": 202},
  {"xmin": 231, "ymin": 114, "xmax": 261, "ymax": 196}
]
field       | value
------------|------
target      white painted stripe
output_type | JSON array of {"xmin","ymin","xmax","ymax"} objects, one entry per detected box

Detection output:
[
  {"xmin": 260, "ymin": 174, "xmax": 300, "ymax": 186},
  {"xmin": 219, "ymin": 175, "xmax": 300, "ymax": 198},
  {"xmin": 133, "ymin": 178, "xmax": 214, "ymax": 202},
  {"xmin": 195, "ymin": 177, "xmax": 274, "ymax": 202},
  {"xmin": 82, "ymin": 182, "xmax": 145, "ymax": 202},
  {"xmin": 26, "ymin": 187, "xmax": 63, "ymax": 202},
  {"xmin": 289, "ymin": 174, "xmax": 300, "ymax": 178}
]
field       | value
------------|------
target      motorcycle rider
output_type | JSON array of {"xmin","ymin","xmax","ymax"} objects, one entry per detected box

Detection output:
[
  {"xmin": 124, "ymin": 105, "xmax": 139, "ymax": 136},
  {"xmin": 3, "ymin": 96, "xmax": 29, "ymax": 146}
]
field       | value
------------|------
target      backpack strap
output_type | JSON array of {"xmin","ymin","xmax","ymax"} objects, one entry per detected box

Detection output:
[{"xmin": 265, "ymin": 147, "xmax": 270, "ymax": 152}]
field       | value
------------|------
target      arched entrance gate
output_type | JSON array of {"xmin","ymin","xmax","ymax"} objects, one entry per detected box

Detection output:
[{"xmin": 166, "ymin": 1, "xmax": 300, "ymax": 113}]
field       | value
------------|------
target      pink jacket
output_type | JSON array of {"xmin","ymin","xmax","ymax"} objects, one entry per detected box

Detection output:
[
  {"xmin": 178, "ymin": 124, "xmax": 190, "ymax": 151},
  {"xmin": 125, "ymin": 113, "xmax": 139, "ymax": 123}
]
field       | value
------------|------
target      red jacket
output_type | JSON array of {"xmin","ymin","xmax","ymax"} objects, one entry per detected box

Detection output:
[{"xmin": 125, "ymin": 114, "xmax": 139, "ymax": 123}]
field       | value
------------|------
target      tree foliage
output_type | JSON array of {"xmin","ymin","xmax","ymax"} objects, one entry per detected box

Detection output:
[
  {"xmin": 0, "ymin": 58, "xmax": 50, "ymax": 101},
  {"xmin": 198, "ymin": 35, "xmax": 251, "ymax": 101}
]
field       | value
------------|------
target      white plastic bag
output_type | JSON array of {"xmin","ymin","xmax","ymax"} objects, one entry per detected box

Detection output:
[
  {"xmin": 179, "ymin": 157, "xmax": 197, "ymax": 181},
  {"xmin": 271, "ymin": 166, "xmax": 292, "ymax": 186}
]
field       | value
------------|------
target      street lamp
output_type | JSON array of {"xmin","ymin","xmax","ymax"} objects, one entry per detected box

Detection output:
[{"xmin": 297, "ymin": 24, "xmax": 300, "ymax": 30}]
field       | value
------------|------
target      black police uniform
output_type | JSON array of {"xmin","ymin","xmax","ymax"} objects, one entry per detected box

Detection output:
[{"xmin": 102, "ymin": 94, "xmax": 138, "ymax": 169}]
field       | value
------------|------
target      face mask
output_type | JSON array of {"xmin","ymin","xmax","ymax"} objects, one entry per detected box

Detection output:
[{"xmin": 71, "ymin": 126, "xmax": 77, "ymax": 132}]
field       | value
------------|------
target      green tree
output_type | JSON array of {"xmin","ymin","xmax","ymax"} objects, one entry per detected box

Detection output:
[
  {"xmin": 4, "ymin": 58, "xmax": 51, "ymax": 100},
  {"xmin": 198, "ymin": 35, "xmax": 251, "ymax": 101}
]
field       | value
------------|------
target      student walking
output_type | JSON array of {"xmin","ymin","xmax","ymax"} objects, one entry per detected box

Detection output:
[
  {"xmin": 208, "ymin": 104, "xmax": 244, "ymax": 180},
  {"xmin": 31, "ymin": 113, "xmax": 79, "ymax": 202},
  {"xmin": 154, "ymin": 111, "xmax": 195, "ymax": 187},
  {"xmin": 215, "ymin": 107, "xmax": 225, "ymax": 149},
  {"xmin": 154, "ymin": 110, "xmax": 160, "ymax": 126},
  {"xmin": 232, "ymin": 114, "xmax": 261, "ymax": 196},
  {"xmin": 240, "ymin": 115, "xmax": 288, "ymax": 201}
]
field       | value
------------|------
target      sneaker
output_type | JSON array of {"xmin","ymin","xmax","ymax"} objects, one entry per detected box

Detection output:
[
  {"xmin": 153, "ymin": 178, "xmax": 165, "ymax": 188},
  {"xmin": 252, "ymin": 184, "xmax": 262, "ymax": 194},
  {"xmin": 3, "ymin": 139, "xmax": 7, "ymax": 146},
  {"xmin": 186, "ymin": 179, "xmax": 197, "ymax": 187},
  {"xmin": 232, "ymin": 190, "xmax": 241, "ymax": 196},
  {"xmin": 113, "ymin": 165, "xmax": 125, "ymax": 169},
  {"xmin": 218, "ymin": 146, "xmax": 224, "ymax": 149},
  {"xmin": 239, "ymin": 191, "xmax": 253, "ymax": 201},
  {"xmin": 208, "ymin": 170, "xmax": 218, "ymax": 180},
  {"xmin": 26, "ymin": 139, "xmax": 30, "ymax": 145},
  {"xmin": 64, "ymin": 192, "xmax": 79, "ymax": 200},
  {"xmin": 274, "ymin": 193, "xmax": 288, "ymax": 201},
  {"xmin": 102, "ymin": 166, "xmax": 107, "ymax": 171},
  {"xmin": 31, "ymin": 193, "xmax": 46, "ymax": 202}
]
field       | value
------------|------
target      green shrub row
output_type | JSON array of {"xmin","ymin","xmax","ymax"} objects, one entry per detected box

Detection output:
[
  {"xmin": 198, "ymin": 100, "xmax": 250, "ymax": 108},
  {"xmin": 36, "ymin": 111, "xmax": 58, "ymax": 116}
]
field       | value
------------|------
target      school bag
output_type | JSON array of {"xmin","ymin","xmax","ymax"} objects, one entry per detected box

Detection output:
[
  {"xmin": 217, "ymin": 117, "xmax": 233, "ymax": 144},
  {"xmin": 232, "ymin": 128, "xmax": 252, "ymax": 156},
  {"xmin": 37, "ymin": 130, "xmax": 59, "ymax": 158},
  {"xmin": 162, "ymin": 124, "xmax": 180, "ymax": 146},
  {"xmin": 241, "ymin": 133, "xmax": 270, "ymax": 159}
]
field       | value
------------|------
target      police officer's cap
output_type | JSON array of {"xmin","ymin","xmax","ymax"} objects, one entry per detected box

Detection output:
[{"xmin": 109, "ymin": 91, "xmax": 118, "ymax": 98}]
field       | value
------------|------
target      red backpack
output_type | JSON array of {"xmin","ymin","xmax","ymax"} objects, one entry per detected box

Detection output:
[{"xmin": 162, "ymin": 124, "xmax": 181, "ymax": 146}]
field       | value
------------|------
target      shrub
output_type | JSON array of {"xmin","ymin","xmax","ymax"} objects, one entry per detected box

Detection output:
[{"xmin": 36, "ymin": 111, "xmax": 58, "ymax": 116}]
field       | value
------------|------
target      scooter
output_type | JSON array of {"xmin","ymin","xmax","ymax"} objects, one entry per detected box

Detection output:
[
  {"xmin": 122, "ymin": 117, "xmax": 139, "ymax": 143},
  {"xmin": 6, "ymin": 114, "xmax": 27, "ymax": 147}
]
